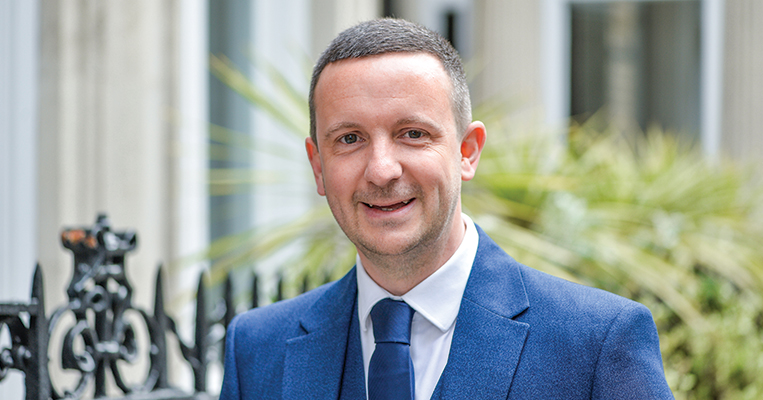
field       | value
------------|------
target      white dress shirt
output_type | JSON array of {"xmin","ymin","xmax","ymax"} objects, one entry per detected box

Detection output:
[{"xmin": 356, "ymin": 213, "xmax": 479, "ymax": 400}]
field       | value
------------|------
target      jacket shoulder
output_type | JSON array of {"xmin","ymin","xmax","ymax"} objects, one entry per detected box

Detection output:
[
  {"xmin": 221, "ymin": 274, "xmax": 355, "ymax": 400},
  {"xmin": 229, "ymin": 279, "xmax": 335, "ymax": 342},
  {"xmin": 518, "ymin": 263, "xmax": 644, "ymax": 321},
  {"xmin": 475, "ymin": 236, "xmax": 672, "ymax": 398}
]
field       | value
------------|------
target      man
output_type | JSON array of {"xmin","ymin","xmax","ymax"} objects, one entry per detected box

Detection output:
[{"xmin": 220, "ymin": 19, "xmax": 673, "ymax": 399}]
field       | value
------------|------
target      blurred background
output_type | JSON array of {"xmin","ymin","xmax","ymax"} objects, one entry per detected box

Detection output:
[{"xmin": 1, "ymin": 0, "xmax": 762, "ymax": 399}]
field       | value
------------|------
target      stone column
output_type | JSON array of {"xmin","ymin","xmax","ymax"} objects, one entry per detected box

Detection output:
[
  {"xmin": 605, "ymin": 2, "xmax": 641, "ymax": 135},
  {"xmin": 472, "ymin": 0, "xmax": 543, "ymax": 125},
  {"xmin": 310, "ymin": 0, "xmax": 381, "ymax": 59},
  {"xmin": 1, "ymin": 3, "xmax": 40, "ymax": 398},
  {"xmin": 38, "ymin": 0, "xmax": 181, "ymax": 311},
  {"xmin": 721, "ymin": 0, "xmax": 763, "ymax": 170}
]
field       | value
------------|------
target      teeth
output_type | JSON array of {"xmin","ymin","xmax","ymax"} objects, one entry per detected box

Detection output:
[{"xmin": 366, "ymin": 199, "xmax": 412, "ymax": 211}]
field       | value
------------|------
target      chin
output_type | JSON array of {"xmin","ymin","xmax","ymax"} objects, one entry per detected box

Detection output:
[{"xmin": 355, "ymin": 230, "xmax": 429, "ymax": 257}]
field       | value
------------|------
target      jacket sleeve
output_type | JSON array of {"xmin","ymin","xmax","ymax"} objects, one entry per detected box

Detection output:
[
  {"xmin": 591, "ymin": 302, "xmax": 674, "ymax": 399},
  {"xmin": 219, "ymin": 315, "xmax": 241, "ymax": 400}
]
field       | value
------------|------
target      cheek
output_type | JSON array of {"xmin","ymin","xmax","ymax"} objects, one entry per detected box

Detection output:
[
  {"xmin": 415, "ymin": 159, "xmax": 460, "ymax": 194},
  {"xmin": 430, "ymin": 141, "xmax": 463, "ymax": 174},
  {"xmin": 404, "ymin": 147, "xmax": 461, "ymax": 184},
  {"xmin": 323, "ymin": 163, "xmax": 360, "ymax": 197}
]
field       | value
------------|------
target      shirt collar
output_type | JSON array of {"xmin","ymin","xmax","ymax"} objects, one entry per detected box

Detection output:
[{"xmin": 357, "ymin": 213, "xmax": 479, "ymax": 333}]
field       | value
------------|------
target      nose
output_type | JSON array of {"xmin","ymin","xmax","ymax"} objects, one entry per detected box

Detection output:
[{"xmin": 363, "ymin": 139, "xmax": 403, "ymax": 187}]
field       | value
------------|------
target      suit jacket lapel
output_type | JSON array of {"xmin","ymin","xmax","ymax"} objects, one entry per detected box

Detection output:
[
  {"xmin": 283, "ymin": 268, "xmax": 360, "ymax": 400},
  {"xmin": 432, "ymin": 226, "xmax": 531, "ymax": 399}
]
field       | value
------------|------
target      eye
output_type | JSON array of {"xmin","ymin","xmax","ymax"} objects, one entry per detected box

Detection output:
[
  {"xmin": 404, "ymin": 130, "xmax": 424, "ymax": 139},
  {"xmin": 340, "ymin": 133, "xmax": 359, "ymax": 144}
]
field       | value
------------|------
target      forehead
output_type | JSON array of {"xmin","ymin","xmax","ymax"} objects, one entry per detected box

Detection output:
[{"xmin": 314, "ymin": 52, "xmax": 452, "ymax": 106}]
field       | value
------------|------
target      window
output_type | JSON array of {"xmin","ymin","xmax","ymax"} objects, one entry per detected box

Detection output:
[
  {"xmin": 208, "ymin": 0, "xmax": 255, "ymax": 242},
  {"xmin": 570, "ymin": 1, "xmax": 701, "ymax": 138},
  {"xmin": 542, "ymin": 0, "xmax": 724, "ymax": 155}
]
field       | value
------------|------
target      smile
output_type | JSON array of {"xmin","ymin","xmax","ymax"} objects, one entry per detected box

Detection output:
[{"xmin": 363, "ymin": 199, "xmax": 414, "ymax": 212}]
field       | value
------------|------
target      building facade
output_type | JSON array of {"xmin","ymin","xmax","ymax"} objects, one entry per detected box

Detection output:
[{"xmin": 1, "ymin": 0, "xmax": 761, "ymax": 397}]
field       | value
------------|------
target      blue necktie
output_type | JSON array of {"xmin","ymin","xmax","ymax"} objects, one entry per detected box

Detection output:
[{"xmin": 368, "ymin": 298, "xmax": 415, "ymax": 400}]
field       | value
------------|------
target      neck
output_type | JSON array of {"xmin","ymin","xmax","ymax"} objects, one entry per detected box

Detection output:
[{"xmin": 359, "ymin": 213, "xmax": 465, "ymax": 296}]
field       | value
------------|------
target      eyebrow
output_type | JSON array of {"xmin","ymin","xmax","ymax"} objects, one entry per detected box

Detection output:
[
  {"xmin": 322, "ymin": 116, "xmax": 444, "ymax": 139},
  {"xmin": 394, "ymin": 116, "xmax": 441, "ymax": 131},
  {"xmin": 324, "ymin": 122, "xmax": 362, "ymax": 139}
]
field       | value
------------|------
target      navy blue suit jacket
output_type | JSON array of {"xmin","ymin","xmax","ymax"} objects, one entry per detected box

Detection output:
[{"xmin": 220, "ymin": 227, "xmax": 674, "ymax": 399}]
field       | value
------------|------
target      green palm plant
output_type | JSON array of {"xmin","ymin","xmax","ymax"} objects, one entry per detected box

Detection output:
[
  {"xmin": 201, "ymin": 54, "xmax": 763, "ymax": 399},
  {"xmin": 199, "ymin": 54, "xmax": 355, "ymax": 295}
]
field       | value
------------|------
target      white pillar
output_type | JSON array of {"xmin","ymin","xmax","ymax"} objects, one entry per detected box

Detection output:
[
  {"xmin": 310, "ymin": 0, "xmax": 380, "ymax": 59},
  {"xmin": 37, "ymin": 0, "xmax": 209, "ymax": 390},
  {"xmin": 721, "ymin": 0, "xmax": 763, "ymax": 169},
  {"xmin": 701, "ymin": 0, "xmax": 724, "ymax": 160},
  {"xmin": 1, "ymin": 2, "xmax": 40, "ymax": 398},
  {"xmin": 605, "ymin": 2, "xmax": 641, "ymax": 134},
  {"xmin": 473, "ymin": 0, "xmax": 544, "ymax": 127}
]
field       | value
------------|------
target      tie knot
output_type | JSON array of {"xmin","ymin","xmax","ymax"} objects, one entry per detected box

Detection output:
[{"xmin": 370, "ymin": 299, "xmax": 414, "ymax": 345}]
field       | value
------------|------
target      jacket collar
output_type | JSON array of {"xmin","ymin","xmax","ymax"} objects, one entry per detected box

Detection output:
[
  {"xmin": 431, "ymin": 226, "xmax": 530, "ymax": 399},
  {"xmin": 283, "ymin": 268, "xmax": 358, "ymax": 400}
]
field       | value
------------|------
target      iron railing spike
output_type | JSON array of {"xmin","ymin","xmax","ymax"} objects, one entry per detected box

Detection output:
[
  {"xmin": 152, "ymin": 265, "xmax": 168, "ymax": 389},
  {"xmin": 28, "ymin": 262, "xmax": 50, "ymax": 400},
  {"xmin": 224, "ymin": 273, "xmax": 234, "ymax": 328},
  {"xmin": 276, "ymin": 274, "xmax": 284, "ymax": 302},
  {"xmin": 252, "ymin": 274, "xmax": 259, "ymax": 309},
  {"xmin": 194, "ymin": 272, "xmax": 207, "ymax": 392},
  {"xmin": 31, "ymin": 263, "xmax": 44, "ymax": 308}
]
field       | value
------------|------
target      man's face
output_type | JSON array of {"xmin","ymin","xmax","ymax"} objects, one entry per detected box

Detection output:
[{"xmin": 306, "ymin": 53, "xmax": 482, "ymax": 260}]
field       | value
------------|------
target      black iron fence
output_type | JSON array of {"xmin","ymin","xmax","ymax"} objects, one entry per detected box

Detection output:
[{"xmin": 0, "ymin": 214, "xmax": 271, "ymax": 400}]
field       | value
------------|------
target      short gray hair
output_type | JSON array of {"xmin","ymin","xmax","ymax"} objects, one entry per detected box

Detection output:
[{"xmin": 309, "ymin": 18, "xmax": 471, "ymax": 144}]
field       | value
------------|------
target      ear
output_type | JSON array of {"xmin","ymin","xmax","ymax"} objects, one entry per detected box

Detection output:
[
  {"xmin": 305, "ymin": 137, "xmax": 326, "ymax": 196},
  {"xmin": 460, "ymin": 121, "xmax": 486, "ymax": 182}
]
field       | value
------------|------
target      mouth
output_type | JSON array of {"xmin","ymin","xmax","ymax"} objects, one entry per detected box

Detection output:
[{"xmin": 363, "ymin": 198, "xmax": 414, "ymax": 212}]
